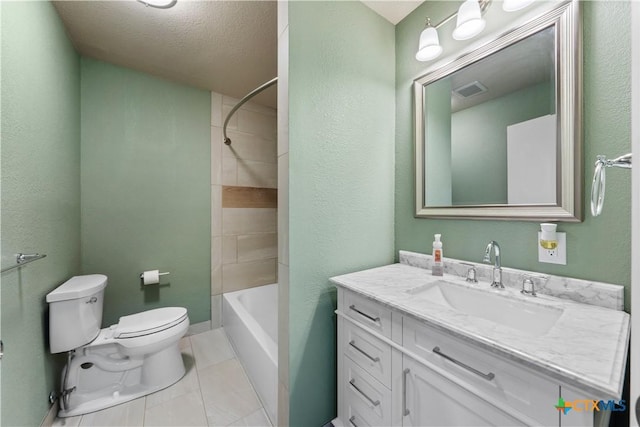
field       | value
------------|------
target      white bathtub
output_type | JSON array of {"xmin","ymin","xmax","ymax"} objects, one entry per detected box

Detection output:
[{"xmin": 223, "ymin": 284, "xmax": 278, "ymax": 424}]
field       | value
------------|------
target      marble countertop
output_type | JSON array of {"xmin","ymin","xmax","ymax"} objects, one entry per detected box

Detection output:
[{"xmin": 331, "ymin": 262, "xmax": 630, "ymax": 399}]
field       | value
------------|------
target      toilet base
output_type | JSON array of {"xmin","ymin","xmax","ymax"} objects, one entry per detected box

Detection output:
[{"xmin": 57, "ymin": 342, "xmax": 186, "ymax": 417}]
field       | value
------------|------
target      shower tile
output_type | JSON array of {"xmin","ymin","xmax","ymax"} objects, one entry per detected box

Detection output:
[
  {"xmin": 199, "ymin": 359, "xmax": 262, "ymax": 426},
  {"xmin": 191, "ymin": 328, "xmax": 235, "ymax": 371},
  {"xmin": 211, "ymin": 126, "xmax": 222, "ymax": 185},
  {"xmin": 222, "ymin": 259, "xmax": 277, "ymax": 293},
  {"xmin": 222, "ymin": 130, "xmax": 277, "ymax": 164},
  {"xmin": 278, "ymin": 264, "xmax": 289, "ymax": 387},
  {"xmin": 222, "ymin": 157, "xmax": 238, "ymax": 186},
  {"xmin": 211, "ymin": 185, "xmax": 222, "ymax": 236},
  {"xmin": 146, "ymin": 343, "xmax": 199, "ymax": 409},
  {"xmin": 277, "ymin": 382, "xmax": 289, "ymax": 427},
  {"xmin": 222, "ymin": 208, "xmax": 277, "ymax": 235},
  {"xmin": 222, "ymin": 186, "xmax": 277, "ymax": 209},
  {"xmin": 227, "ymin": 408, "xmax": 272, "ymax": 426},
  {"xmin": 211, "ymin": 264, "xmax": 222, "ymax": 296},
  {"xmin": 212, "ymin": 236, "xmax": 223, "ymax": 295},
  {"xmin": 277, "ymin": 153, "xmax": 289, "ymax": 265},
  {"xmin": 223, "ymin": 96, "xmax": 277, "ymax": 117},
  {"xmin": 222, "ymin": 235, "xmax": 238, "ymax": 264},
  {"xmin": 211, "ymin": 294, "xmax": 222, "ymax": 329},
  {"xmin": 78, "ymin": 397, "xmax": 145, "ymax": 426},
  {"xmin": 222, "ymin": 104, "xmax": 238, "ymax": 131},
  {"xmin": 237, "ymin": 233, "xmax": 277, "ymax": 263},
  {"xmin": 237, "ymin": 109, "xmax": 277, "ymax": 140},
  {"xmin": 237, "ymin": 160, "xmax": 277, "ymax": 189},
  {"xmin": 277, "ymin": 26, "xmax": 289, "ymax": 157},
  {"xmin": 144, "ymin": 391, "xmax": 207, "ymax": 426},
  {"xmin": 211, "ymin": 92, "xmax": 223, "ymax": 127}
]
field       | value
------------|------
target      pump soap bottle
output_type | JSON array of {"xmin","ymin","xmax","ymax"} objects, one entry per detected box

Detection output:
[{"xmin": 432, "ymin": 234, "xmax": 444, "ymax": 276}]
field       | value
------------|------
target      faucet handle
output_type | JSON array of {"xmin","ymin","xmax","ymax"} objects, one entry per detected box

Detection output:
[
  {"xmin": 460, "ymin": 262, "xmax": 477, "ymax": 283},
  {"xmin": 521, "ymin": 275, "xmax": 537, "ymax": 297}
]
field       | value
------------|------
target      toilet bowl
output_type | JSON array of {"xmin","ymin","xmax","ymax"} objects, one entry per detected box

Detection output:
[{"xmin": 46, "ymin": 274, "xmax": 190, "ymax": 417}]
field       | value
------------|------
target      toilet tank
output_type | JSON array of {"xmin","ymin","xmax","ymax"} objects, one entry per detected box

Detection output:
[{"xmin": 46, "ymin": 274, "xmax": 108, "ymax": 354}]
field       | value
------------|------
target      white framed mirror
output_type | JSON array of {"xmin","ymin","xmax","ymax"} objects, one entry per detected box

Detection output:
[{"xmin": 414, "ymin": 0, "xmax": 582, "ymax": 221}]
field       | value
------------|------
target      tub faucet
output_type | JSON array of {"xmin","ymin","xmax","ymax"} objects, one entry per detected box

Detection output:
[{"xmin": 483, "ymin": 241, "xmax": 504, "ymax": 289}]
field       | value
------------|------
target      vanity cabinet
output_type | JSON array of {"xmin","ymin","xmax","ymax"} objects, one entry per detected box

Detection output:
[{"xmin": 335, "ymin": 288, "xmax": 600, "ymax": 427}]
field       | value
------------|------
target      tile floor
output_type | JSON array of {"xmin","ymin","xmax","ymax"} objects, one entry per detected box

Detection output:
[{"xmin": 52, "ymin": 328, "xmax": 272, "ymax": 427}]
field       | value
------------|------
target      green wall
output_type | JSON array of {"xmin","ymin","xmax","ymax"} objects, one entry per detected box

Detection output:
[
  {"xmin": 288, "ymin": 2, "xmax": 395, "ymax": 425},
  {"xmin": 81, "ymin": 58, "xmax": 211, "ymax": 326},
  {"xmin": 451, "ymin": 81, "xmax": 553, "ymax": 205},
  {"xmin": 396, "ymin": 1, "xmax": 632, "ymax": 310},
  {"xmin": 1, "ymin": 2, "xmax": 81, "ymax": 425}
]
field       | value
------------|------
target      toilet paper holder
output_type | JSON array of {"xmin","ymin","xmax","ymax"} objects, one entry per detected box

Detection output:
[{"xmin": 140, "ymin": 270, "xmax": 169, "ymax": 285}]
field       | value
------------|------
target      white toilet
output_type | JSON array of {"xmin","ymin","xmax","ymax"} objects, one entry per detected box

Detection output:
[{"xmin": 46, "ymin": 274, "xmax": 189, "ymax": 417}]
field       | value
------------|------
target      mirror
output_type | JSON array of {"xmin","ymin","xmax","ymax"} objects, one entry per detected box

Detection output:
[{"xmin": 414, "ymin": 1, "xmax": 582, "ymax": 221}]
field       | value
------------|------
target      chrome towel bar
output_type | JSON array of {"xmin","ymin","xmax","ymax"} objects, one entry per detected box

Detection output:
[{"xmin": 1, "ymin": 253, "xmax": 47, "ymax": 274}]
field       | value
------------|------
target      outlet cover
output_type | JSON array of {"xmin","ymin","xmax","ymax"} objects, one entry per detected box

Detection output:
[{"xmin": 538, "ymin": 231, "xmax": 566, "ymax": 265}]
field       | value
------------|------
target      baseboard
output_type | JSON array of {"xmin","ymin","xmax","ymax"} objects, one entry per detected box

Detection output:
[
  {"xmin": 187, "ymin": 320, "xmax": 212, "ymax": 336},
  {"xmin": 40, "ymin": 400, "xmax": 58, "ymax": 427}
]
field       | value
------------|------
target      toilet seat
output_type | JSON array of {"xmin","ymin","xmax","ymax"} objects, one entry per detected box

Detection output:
[{"xmin": 116, "ymin": 307, "xmax": 188, "ymax": 339}]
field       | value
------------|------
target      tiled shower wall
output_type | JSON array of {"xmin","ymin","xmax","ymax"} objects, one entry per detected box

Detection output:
[{"xmin": 211, "ymin": 92, "xmax": 278, "ymax": 327}]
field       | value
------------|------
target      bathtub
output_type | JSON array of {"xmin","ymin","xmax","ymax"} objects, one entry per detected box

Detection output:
[{"xmin": 223, "ymin": 284, "xmax": 278, "ymax": 424}]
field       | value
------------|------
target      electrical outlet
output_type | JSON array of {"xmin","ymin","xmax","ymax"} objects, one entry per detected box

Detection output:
[{"xmin": 538, "ymin": 231, "xmax": 566, "ymax": 265}]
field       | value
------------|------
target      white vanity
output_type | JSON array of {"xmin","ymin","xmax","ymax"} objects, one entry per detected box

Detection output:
[{"xmin": 331, "ymin": 251, "xmax": 629, "ymax": 427}]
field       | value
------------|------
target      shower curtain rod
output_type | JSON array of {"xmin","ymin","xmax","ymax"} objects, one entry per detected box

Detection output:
[{"xmin": 223, "ymin": 77, "xmax": 278, "ymax": 146}]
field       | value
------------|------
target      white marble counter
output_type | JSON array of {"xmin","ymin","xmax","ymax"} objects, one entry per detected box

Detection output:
[{"xmin": 330, "ymin": 256, "xmax": 630, "ymax": 400}]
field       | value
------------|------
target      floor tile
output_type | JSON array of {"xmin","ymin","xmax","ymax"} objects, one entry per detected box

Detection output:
[
  {"xmin": 227, "ymin": 408, "xmax": 272, "ymax": 427},
  {"xmin": 78, "ymin": 397, "xmax": 145, "ymax": 426},
  {"xmin": 51, "ymin": 415, "xmax": 81, "ymax": 427},
  {"xmin": 191, "ymin": 328, "xmax": 235, "ymax": 370},
  {"xmin": 146, "ymin": 344, "xmax": 199, "ymax": 409},
  {"xmin": 199, "ymin": 359, "xmax": 262, "ymax": 426},
  {"xmin": 144, "ymin": 391, "xmax": 208, "ymax": 426}
]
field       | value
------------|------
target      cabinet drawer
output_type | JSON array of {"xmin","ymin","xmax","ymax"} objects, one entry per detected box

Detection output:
[
  {"xmin": 343, "ymin": 356, "xmax": 392, "ymax": 427},
  {"xmin": 343, "ymin": 291, "xmax": 392, "ymax": 339},
  {"xmin": 342, "ymin": 320, "xmax": 392, "ymax": 388},
  {"xmin": 403, "ymin": 316, "xmax": 558, "ymax": 426}
]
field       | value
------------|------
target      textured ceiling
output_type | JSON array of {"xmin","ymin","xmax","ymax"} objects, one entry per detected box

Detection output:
[{"xmin": 53, "ymin": 0, "xmax": 277, "ymax": 108}]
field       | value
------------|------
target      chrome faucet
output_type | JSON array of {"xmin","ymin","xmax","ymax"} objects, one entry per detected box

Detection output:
[{"xmin": 483, "ymin": 241, "xmax": 504, "ymax": 289}]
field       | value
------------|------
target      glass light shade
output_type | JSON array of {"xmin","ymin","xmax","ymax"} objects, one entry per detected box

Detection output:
[
  {"xmin": 137, "ymin": 0, "xmax": 177, "ymax": 9},
  {"xmin": 452, "ymin": 0, "xmax": 486, "ymax": 40},
  {"xmin": 416, "ymin": 26, "xmax": 443, "ymax": 62},
  {"xmin": 503, "ymin": 0, "xmax": 535, "ymax": 12}
]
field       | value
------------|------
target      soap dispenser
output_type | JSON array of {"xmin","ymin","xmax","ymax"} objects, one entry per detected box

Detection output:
[{"xmin": 432, "ymin": 234, "xmax": 444, "ymax": 276}]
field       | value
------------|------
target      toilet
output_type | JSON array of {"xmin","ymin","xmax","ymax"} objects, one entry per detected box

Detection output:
[{"xmin": 46, "ymin": 274, "xmax": 189, "ymax": 417}]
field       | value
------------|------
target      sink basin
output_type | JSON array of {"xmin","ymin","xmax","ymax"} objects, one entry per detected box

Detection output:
[{"xmin": 407, "ymin": 280, "xmax": 564, "ymax": 337}]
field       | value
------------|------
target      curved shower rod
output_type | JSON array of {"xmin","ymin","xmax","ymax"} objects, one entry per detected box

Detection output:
[{"xmin": 223, "ymin": 77, "xmax": 278, "ymax": 146}]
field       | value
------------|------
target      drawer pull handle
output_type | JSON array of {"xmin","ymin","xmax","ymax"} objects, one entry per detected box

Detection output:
[
  {"xmin": 349, "ymin": 340, "xmax": 380, "ymax": 363},
  {"xmin": 402, "ymin": 368, "xmax": 410, "ymax": 416},
  {"xmin": 349, "ymin": 416, "xmax": 359, "ymax": 427},
  {"xmin": 349, "ymin": 378, "xmax": 380, "ymax": 407},
  {"xmin": 432, "ymin": 346, "xmax": 495, "ymax": 381},
  {"xmin": 349, "ymin": 304, "xmax": 380, "ymax": 323}
]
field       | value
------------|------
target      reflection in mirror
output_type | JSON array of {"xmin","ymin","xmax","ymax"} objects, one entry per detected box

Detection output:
[
  {"xmin": 425, "ymin": 26, "xmax": 556, "ymax": 207},
  {"xmin": 414, "ymin": 1, "xmax": 582, "ymax": 221}
]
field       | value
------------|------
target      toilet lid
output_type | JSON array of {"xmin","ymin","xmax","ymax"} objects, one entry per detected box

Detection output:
[{"xmin": 116, "ymin": 307, "xmax": 188, "ymax": 338}]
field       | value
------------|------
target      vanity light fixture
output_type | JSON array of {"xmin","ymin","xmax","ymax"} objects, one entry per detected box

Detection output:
[
  {"xmin": 416, "ymin": 0, "xmax": 533, "ymax": 62},
  {"xmin": 136, "ymin": 0, "xmax": 177, "ymax": 9}
]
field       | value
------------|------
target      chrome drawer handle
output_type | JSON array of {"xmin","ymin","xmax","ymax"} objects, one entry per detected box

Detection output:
[
  {"xmin": 349, "ymin": 340, "xmax": 380, "ymax": 363},
  {"xmin": 402, "ymin": 368, "xmax": 410, "ymax": 416},
  {"xmin": 432, "ymin": 346, "xmax": 495, "ymax": 381},
  {"xmin": 349, "ymin": 378, "xmax": 380, "ymax": 407},
  {"xmin": 349, "ymin": 416, "xmax": 359, "ymax": 427},
  {"xmin": 349, "ymin": 304, "xmax": 380, "ymax": 323}
]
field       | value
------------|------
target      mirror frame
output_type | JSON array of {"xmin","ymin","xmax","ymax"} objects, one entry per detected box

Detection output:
[{"xmin": 414, "ymin": 1, "xmax": 582, "ymax": 221}]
